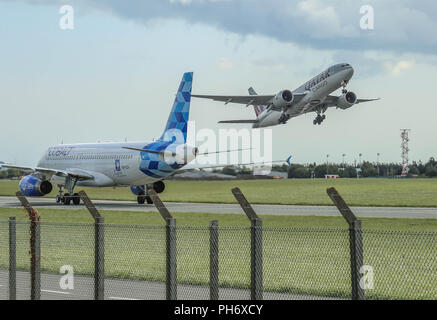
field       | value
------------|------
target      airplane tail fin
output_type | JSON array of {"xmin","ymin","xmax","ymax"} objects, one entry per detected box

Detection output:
[
  {"xmin": 159, "ymin": 72, "xmax": 193, "ymax": 143},
  {"xmin": 249, "ymin": 87, "xmax": 266, "ymax": 118}
]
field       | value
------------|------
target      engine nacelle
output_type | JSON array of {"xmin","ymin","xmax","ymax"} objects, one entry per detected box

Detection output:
[
  {"xmin": 19, "ymin": 175, "xmax": 52, "ymax": 197},
  {"xmin": 337, "ymin": 91, "xmax": 357, "ymax": 109},
  {"xmin": 130, "ymin": 185, "xmax": 146, "ymax": 195},
  {"xmin": 272, "ymin": 90, "xmax": 294, "ymax": 110}
]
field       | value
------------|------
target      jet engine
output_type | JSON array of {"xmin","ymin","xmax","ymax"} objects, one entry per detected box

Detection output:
[
  {"xmin": 19, "ymin": 175, "xmax": 53, "ymax": 197},
  {"xmin": 272, "ymin": 90, "xmax": 294, "ymax": 110},
  {"xmin": 336, "ymin": 91, "xmax": 357, "ymax": 109}
]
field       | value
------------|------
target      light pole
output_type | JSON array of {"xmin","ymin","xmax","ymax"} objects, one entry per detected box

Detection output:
[
  {"xmin": 326, "ymin": 154, "xmax": 329, "ymax": 176},
  {"xmin": 342, "ymin": 153, "xmax": 346, "ymax": 169},
  {"xmin": 377, "ymin": 153, "xmax": 380, "ymax": 176}
]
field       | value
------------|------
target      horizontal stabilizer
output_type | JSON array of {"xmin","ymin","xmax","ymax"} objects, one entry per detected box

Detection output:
[{"xmin": 218, "ymin": 120, "xmax": 258, "ymax": 124}]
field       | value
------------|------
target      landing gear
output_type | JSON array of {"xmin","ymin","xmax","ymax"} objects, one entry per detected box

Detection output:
[
  {"xmin": 341, "ymin": 80, "xmax": 349, "ymax": 94},
  {"xmin": 64, "ymin": 193, "xmax": 71, "ymax": 205},
  {"xmin": 278, "ymin": 113, "xmax": 290, "ymax": 124},
  {"xmin": 137, "ymin": 192, "xmax": 153, "ymax": 205},
  {"xmin": 72, "ymin": 193, "xmax": 80, "ymax": 205},
  {"xmin": 56, "ymin": 185, "xmax": 63, "ymax": 203},
  {"xmin": 56, "ymin": 177, "xmax": 80, "ymax": 206},
  {"xmin": 137, "ymin": 195, "xmax": 146, "ymax": 204},
  {"xmin": 313, "ymin": 103, "xmax": 328, "ymax": 125},
  {"xmin": 313, "ymin": 114, "xmax": 326, "ymax": 125}
]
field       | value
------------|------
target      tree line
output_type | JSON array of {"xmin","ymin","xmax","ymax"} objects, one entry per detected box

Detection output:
[
  {"xmin": 213, "ymin": 157, "xmax": 437, "ymax": 178},
  {"xmin": 0, "ymin": 168, "xmax": 25, "ymax": 179}
]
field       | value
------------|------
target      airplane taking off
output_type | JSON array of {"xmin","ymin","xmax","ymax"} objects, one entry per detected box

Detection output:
[
  {"xmin": 192, "ymin": 63, "xmax": 379, "ymax": 127},
  {"xmin": 1, "ymin": 73, "xmax": 288, "ymax": 205}
]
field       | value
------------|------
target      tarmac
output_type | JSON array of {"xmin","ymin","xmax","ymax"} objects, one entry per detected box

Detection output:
[{"xmin": 1, "ymin": 196, "xmax": 437, "ymax": 219}]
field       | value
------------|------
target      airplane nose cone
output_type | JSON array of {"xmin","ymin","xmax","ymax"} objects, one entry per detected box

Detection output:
[{"xmin": 347, "ymin": 67, "xmax": 354, "ymax": 79}]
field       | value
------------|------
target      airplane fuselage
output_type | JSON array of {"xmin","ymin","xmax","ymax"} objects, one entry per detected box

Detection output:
[{"xmin": 37, "ymin": 141, "xmax": 187, "ymax": 188}]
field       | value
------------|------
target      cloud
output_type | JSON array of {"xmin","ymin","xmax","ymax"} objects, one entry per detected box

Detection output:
[
  {"xmin": 217, "ymin": 57, "xmax": 234, "ymax": 69},
  {"xmin": 384, "ymin": 60, "xmax": 415, "ymax": 76},
  {"xmin": 5, "ymin": 0, "xmax": 437, "ymax": 55}
]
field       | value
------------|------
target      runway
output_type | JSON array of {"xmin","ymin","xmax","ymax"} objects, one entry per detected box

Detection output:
[
  {"xmin": 0, "ymin": 270, "xmax": 332, "ymax": 300},
  {"xmin": 1, "ymin": 196, "xmax": 437, "ymax": 219}
]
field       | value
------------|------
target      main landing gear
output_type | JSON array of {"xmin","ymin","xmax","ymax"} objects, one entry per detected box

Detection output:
[
  {"xmin": 278, "ymin": 113, "xmax": 290, "ymax": 124},
  {"xmin": 136, "ymin": 182, "xmax": 165, "ymax": 205},
  {"xmin": 55, "ymin": 177, "xmax": 81, "ymax": 206},
  {"xmin": 313, "ymin": 104, "xmax": 327, "ymax": 125},
  {"xmin": 137, "ymin": 191, "xmax": 153, "ymax": 204},
  {"xmin": 313, "ymin": 114, "xmax": 326, "ymax": 125}
]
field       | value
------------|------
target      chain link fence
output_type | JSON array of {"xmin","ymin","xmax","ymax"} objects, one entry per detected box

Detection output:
[
  {"xmin": 363, "ymin": 229, "xmax": 437, "ymax": 300},
  {"xmin": 1, "ymin": 188, "xmax": 436, "ymax": 300},
  {"xmin": 0, "ymin": 219, "xmax": 436, "ymax": 300},
  {"xmin": 0, "ymin": 220, "xmax": 8, "ymax": 300}
]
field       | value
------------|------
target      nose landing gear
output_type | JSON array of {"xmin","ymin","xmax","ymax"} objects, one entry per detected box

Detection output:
[{"xmin": 341, "ymin": 80, "xmax": 349, "ymax": 94}]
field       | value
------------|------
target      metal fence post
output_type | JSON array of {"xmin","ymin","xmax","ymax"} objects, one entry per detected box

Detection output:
[
  {"xmin": 9, "ymin": 217, "xmax": 16, "ymax": 300},
  {"xmin": 95, "ymin": 216, "xmax": 105, "ymax": 300},
  {"xmin": 78, "ymin": 191, "xmax": 105, "ymax": 300},
  {"xmin": 232, "ymin": 187, "xmax": 263, "ymax": 300},
  {"xmin": 209, "ymin": 220, "xmax": 219, "ymax": 300},
  {"xmin": 148, "ymin": 189, "xmax": 178, "ymax": 300},
  {"xmin": 15, "ymin": 192, "xmax": 41, "ymax": 300},
  {"xmin": 349, "ymin": 220, "xmax": 364, "ymax": 300},
  {"xmin": 30, "ymin": 216, "xmax": 41, "ymax": 300},
  {"xmin": 327, "ymin": 187, "xmax": 365, "ymax": 300},
  {"xmin": 251, "ymin": 218, "xmax": 263, "ymax": 300},
  {"xmin": 166, "ymin": 218, "xmax": 177, "ymax": 300}
]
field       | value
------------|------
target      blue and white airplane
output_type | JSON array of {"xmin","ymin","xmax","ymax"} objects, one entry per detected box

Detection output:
[
  {"xmin": 192, "ymin": 63, "xmax": 379, "ymax": 127},
  {"xmin": 2, "ymin": 73, "xmax": 288, "ymax": 205}
]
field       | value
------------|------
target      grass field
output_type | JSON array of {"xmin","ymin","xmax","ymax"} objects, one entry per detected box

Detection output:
[
  {"xmin": 0, "ymin": 208, "xmax": 436, "ymax": 299},
  {"xmin": 1, "ymin": 178, "xmax": 437, "ymax": 207},
  {"xmin": 1, "ymin": 207, "xmax": 437, "ymax": 230}
]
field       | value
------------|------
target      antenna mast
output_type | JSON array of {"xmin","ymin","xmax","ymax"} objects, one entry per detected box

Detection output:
[{"xmin": 400, "ymin": 129, "xmax": 411, "ymax": 176}]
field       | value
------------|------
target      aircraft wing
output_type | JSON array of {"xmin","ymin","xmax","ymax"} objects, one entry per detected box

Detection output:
[
  {"xmin": 324, "ymin": 95, "xmax": 380, "ymax": 106},
  {"xmin": 0, "ymin": 164, "xmax": 94, "ymax": 180},
  {"xmin": 192, "ymin": 92, "xmax": 308, "ymax": 111},
  {"xmin": 218, "ymin": 120, "xmax": 258, "ymax": 124},
  {"xmin": 178, "ymin": 155, "xmax": 292, "ymax": 171},
  {"xmin": 192, "ymin": 94, "xmax": 275, "ymax": 106},
  {"xmin": 355, "ymin": 98, "xmax": 381, "ymax": 103}
]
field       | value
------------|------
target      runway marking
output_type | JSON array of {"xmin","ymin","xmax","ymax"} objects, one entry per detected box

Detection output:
[
  {"xmin": 41, "ymin": 289, "xmax": 70, "ymax": 295},
  {"xmin": 108, "ymin": 296, "xmax": 140, "ymax": 300}
]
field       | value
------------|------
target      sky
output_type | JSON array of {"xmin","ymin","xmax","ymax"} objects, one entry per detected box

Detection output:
[{"xmin": 0, "ymin": 0, "xmax": 436, "ymax": 166}]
